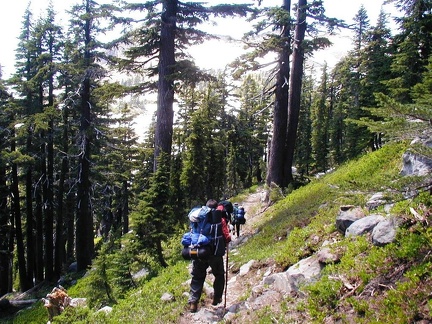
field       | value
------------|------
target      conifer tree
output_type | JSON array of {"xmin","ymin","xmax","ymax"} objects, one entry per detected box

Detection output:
[
  {"xmin": 179, "ymin": 80, "xmax": 226, "ymax": 205},
  {"xmin": 344, "ymin": 5, "xmax": 371, "ymax": 159},
  {"xmin": 0, "ymin": 72, "xmax": 12, "ymax": 295},
  {"xmin": 294, "ymin": 70, "xmax": 313, "ymax": 178},
  {"xmin": 132, "ymin": 152, "xmax": 173, "ymax": 268},
  {"xmin": 358, "ymin": 58, "xmax": 432, "ymax": 146},
  {"xmin": 385, "ymin": 0, "xmax": 432, "ymax": 103},
  {"xmin": 311, "ymin": 64, "xmax": 329, "ymax": 173},
  {"xmin": 9, "ymin": 5, "xmax": 42, "ymax": 289},
  {"xmin": 361, "ymin": 9, "xmax": 393, "ymax": 151},
  {"xmin": 68, "ymin": 0, "xmax": 122, "ymax": 272},
  {"xmin": 236, "ymin": 74, "xmax": 271, "ymax": 188},
  {"xmin": 234, "ymin": 0, "xmax": 341, "ymax": 190}
]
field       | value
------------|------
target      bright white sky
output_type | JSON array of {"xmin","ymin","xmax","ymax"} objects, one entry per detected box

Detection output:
[{"xmin": 0, "ymin": 0, "xmax": 399, "ymax": 79}]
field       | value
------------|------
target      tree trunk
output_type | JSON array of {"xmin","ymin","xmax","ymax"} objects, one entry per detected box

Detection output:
[
  {"xmin": 156, "ymin": 238, "xmax": 168, "ymax": 268},
  {"xmin": 25, "ymin": 157, "xmax": 35, "ymax": 286},
  {"xmin": 11, "ymin": 138, "xmax": 32, "ymax": 292},
  {"xmin": 284, "ymin": 0, "xmax": 307, "ymax": 186},
  {"xmin": 55, "ymin": 110, "xmax": 69, "ymax": 277},
  {"xmin": 55, "ymin": 154, "xmax": 66, "ymax": 277},
  {"xmin": 35, "ymin": 185, "xmax": 44, "ymax": 284},
  {"xmin": 44, "ymin": 58, "xmax": 55, "ymax": 281},
  {"xmin": 154, "ymin": 0, "xmax": 177, "ymax": 172},
  {"xmin": 0, "ymin": 165, "xmax": 11, "ymax": 296},
  {"xmin": 76, "ymin": 0, "xmax": 95, "ymax": 272},
  {"xmin": 66, "ymin": 191, "xmax": 75, "ymax": 265},
  {"xmin": 122, "ymin": 180, "xmax": 129, "ymax": 235},
  {"xmin": 265, "ymin": 0, "xmax": 291, "ymax": 189}
]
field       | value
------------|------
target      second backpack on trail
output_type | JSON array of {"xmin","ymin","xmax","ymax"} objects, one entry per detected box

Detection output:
[
  {"xmin": 181, "ymin": 206, "xmax": 226, "ymax": 260},
  {"xmin": 234, "ymin": 206, "xmax": 246, "ymax": 225}
]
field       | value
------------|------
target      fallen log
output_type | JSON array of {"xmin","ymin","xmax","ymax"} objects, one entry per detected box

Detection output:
[{"xmin": 9, "ymin": 299, "xmax": 39, "ymax": 306}]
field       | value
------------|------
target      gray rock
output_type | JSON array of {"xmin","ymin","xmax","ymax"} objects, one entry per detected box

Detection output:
[
  {"xmin": 161, "ymin": 292, "xmax": 174, "ymax": 302},
  {"xmin": 68, "ymin": 262, "xmax": 77, "ymax": 272},
  {"xmin": 263, "ymin": 255, "xmax": 323, "ymax": 294},
  {"xmin": 346, "ymin": 214, "xmax": 385, "ymax": 237},
  {"xmin": 96, "ymin": 306, "xmax": 112, "ymax": 314},
  {"xmin": 400, "ymin": 151, "xmax": 432, "ymax": 176},
  {"xmin": 239, "ymin": 260, "xmax": 255, "ymax": 276},
  {"xmin": 69, "ymin": 298, "xmax": 87, "ymax": 308},
  {"xmin": 250, "ymin": 290, "xmax": 282, "ymax": 311},
  {"xmin": 372, "ymin": 218, "xmax": 398, "ymax": 246},
  {"xmin": 336, "ymin": 206, "xmax": 365, "ymax": 234},
  {"xmin": 317, "ymin": 247, "xmax": 340, "ymax": 264}
]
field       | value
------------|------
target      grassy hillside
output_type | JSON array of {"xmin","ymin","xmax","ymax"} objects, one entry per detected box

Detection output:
[{"xmin": 9, "ymin": 141, "xmax": 432, "ymax": 323}]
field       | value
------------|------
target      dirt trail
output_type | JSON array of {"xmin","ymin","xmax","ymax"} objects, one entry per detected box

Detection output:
[
  {"xmin": 178, "ymin": 189, "xmax": 267, "ymax": 324},
  {"xmin": 233, "ymin": 191, "xmax": 266, "ymax": 237}
]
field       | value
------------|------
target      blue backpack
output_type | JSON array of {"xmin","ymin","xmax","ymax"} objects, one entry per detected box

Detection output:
[
  {"xmin": 234, "ymin": 207, "xmax": 246, "ymax": 225},
  {"xmin": 181, "ymin": 206, "xmax": 226, "ymax": 260}
]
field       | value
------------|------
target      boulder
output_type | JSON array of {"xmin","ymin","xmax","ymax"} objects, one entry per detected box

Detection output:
[
  {"xmin": 345, "ymin": 214, "xmax": 385, "ymax": 237},
  {"xmin": 263, "ymin": 255, "xmax": 323, "ymax": 294},
  {"xmin": 371, "ymin": 218, "xmax": 398, "ymax": 246},
  {"xmin": 400, "ymin": 151, "xmax": 432, "ymax": 177},
  {"xmin": 317, "ymin": 247, "xmax": 340, "ymax": 264},
  {"xmin": 239, "ymin": 260, "xmax": 255, "ymax": 276},
  {"xmin": 336, "ymin": 206, "xmax": 365, "ymax": 234}
]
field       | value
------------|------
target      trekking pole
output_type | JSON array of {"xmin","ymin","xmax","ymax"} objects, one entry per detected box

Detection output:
[{"xmin": 224, "ymin": 242, "xmax": 229, "ymax": 310}]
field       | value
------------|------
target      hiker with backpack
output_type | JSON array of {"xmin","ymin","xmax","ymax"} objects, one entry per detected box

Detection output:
[
  {"xmin": 232, "ymin": 203, "xmax": 246, "ymax": 237},
  {"xmin": 182, "ymin": 199, "xmax": 231, "ymax": 313}
]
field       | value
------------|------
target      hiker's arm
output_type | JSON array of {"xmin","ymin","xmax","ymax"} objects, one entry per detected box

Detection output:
[{"xmin": 221, "ymin": 218, "xmax": 231, "ymax": 243}]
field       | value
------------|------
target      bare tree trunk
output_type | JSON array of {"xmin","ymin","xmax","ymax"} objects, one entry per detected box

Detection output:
[
  {"xmin": 25, "ymin": 155, "xmax": 35, "ymax": 285},
  {"xmin": 122, "ymin": 180, "xmax": 129, "ymax": 235},
  {"xmin": 265, "ymin": 0, "xmax": 291, "ymax": 190},
  {"xmin": 76, "ymin": 0, "xmax": 95, "ymax": 272},
  {"xmin": 0, "ymin": 165, "xmax": 11, "ymax": 296},
  {"xmin": 35, "ymin": 185, "xmax": 44, "ymax": 283},
  {"xmin": 154, "ymin": 0, "xmax": 177, "ymax": 172},
  {"xmin": 11, "ymin": 137, "xmax": 32, "ymax": 291},
  {"xmin": 55, "ymin": 108, "xmax": 69, "ymax": 277},
  {"xmin": 44, "ymin": 70, "xmax": 55, "ymax": 281},
  {"xmin": 284, "ymin": 0, "xmax": 307, "ymax": 186}
]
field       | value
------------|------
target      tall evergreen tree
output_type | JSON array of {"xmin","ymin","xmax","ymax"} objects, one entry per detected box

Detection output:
[
  {"xmin": 68, "ymin": 0, "xmax": 122, "ymax": 272},
  {"xmin": 9, "ymin": 5, "xmax": 41, "ymax": 290},
  {"xmin": 283, "ymin": 0, "xmax": 308, "ymax": 185},
  {"xmin": 234, "ymin": 0, "xmax": 341, "ymax": 190},
  {"xmin": 385, "ymin": 0, "xmax": 432, "ymax": 102},
  {"xmin": 236, "ymin": 74, "xmax": 271, "ymax": 188},
  {"xmin": 266, "ymin": 0, "xmax": 292, "ymax": 189},
  {"xmin": 361, "ymin": 9, "xmax": 393, "ymax": 150},
  {"xmin": 180, "ymin": 79, "xmax": 226, "ymax": 206},
  {"xmin": 132, "ymin": 152, "xmax": 173, "ymax": 268},
  {"xmin": 344, "ymin": 5, "xmax": 371, "ymax": 159},
  {"xmin": 311, "ymin": 64, "xmax": 329, "ymax": 173},
  {"xmin": 294, "ymin": 69, "xmax": 313, "ymax": 177},
  {"xmin": 0, "ymin": 71, "xmax": 12, "ymax": 296}
]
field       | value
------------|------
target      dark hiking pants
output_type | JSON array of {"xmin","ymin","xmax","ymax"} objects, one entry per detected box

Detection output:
[{"xmin": 189, "ymin": 255, "xmax": 225, "ymax": 304}]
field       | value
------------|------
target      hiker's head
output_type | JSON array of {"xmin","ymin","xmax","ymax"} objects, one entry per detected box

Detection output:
[
  {"xmin": 206, "ymin": 199, "xmax": 218, "ymax": 209},
  {"xmin": 234, "ymin": 202, "xmax": 239, "ymax": 206}
]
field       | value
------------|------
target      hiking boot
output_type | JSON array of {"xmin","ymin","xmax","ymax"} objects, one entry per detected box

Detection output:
[
  {"xmin": 189, "ymin": 302, "xmax": 198, "ymax": 313},
  {"xmin": 212, "ymin": 297, "xmax": 222, "ymax": 306}
]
